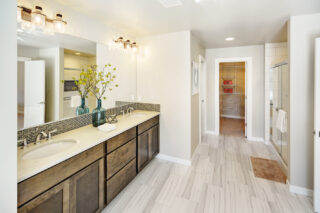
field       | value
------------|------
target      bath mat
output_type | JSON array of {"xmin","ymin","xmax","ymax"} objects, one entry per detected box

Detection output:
[{"xmin": 250, "ymin": 157, "xmax": 287, "ymax": 184}]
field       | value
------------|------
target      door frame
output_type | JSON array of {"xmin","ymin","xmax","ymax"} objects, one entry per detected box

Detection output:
[
  {"xmin": 214, "ymin": 57, "xmax": 253, "ymax": 138},
  {"xmin": 314, "ymin": 37, "xmax": 320, "ymax": 213},
  {"xmin": 199, "ymin": 55, "xmax": 206, "ymax": 143}
]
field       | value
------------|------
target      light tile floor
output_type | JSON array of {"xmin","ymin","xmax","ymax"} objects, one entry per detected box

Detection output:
[{"xmin": 103, "ymin": 134, "xmax": 313, "ymax": 213}]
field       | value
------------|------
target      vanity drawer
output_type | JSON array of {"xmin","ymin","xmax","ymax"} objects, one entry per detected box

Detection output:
[
  {"xmin": 106, "ymin": 127, "xmax": 136, "ymax": 154},
  {"xmin": 106, "ymin": 139, "xmax": 136, "ymax": 179},
  {"xmin": 18, "ymin": 143, "xmax": 104, "ymax": 207},
  {"xmin": 138, "ymin": 116, "xmax": 159, "ymax": 134},
  {"xmin": 106, "ymin": 159, "xmax": 136, "ymax": 204}
]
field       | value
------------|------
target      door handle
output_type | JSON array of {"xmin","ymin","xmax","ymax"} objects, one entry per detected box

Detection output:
[{"xmin": 38, "ymin": 101, "xmax": 45, "ymax": 104}]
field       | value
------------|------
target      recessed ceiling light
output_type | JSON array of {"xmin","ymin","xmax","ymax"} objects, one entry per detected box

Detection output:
[
  {"xmin": 75, "ymin": 52, "xmax": 81, "ymax": 55},
  {"xmin": 194, "ymin": 0, "xmax": 201, "ymax": 3},
  {"xmin": 225, "ymin": 37, "xmax": 235, "ymax": 41}
]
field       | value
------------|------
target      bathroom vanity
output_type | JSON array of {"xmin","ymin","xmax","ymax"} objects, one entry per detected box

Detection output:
[{"xmin": 17, "ymin": 112, "xmax": 159, "ymax": 212}]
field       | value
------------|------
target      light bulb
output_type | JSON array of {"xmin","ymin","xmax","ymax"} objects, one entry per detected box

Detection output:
[
  {"xmin": 31, "ymin": 6, "xmax": 46, "ymax": 28},
  {"xmin": 53, "ymin": 14, "xmax": 66, "ymax": 33}
]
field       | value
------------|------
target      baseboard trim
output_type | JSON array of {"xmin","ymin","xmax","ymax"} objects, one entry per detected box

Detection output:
[
  {"xmin": 156, "ymin": 154, "xmax": 191, "ymax": 166},
  {"xmin": 289, "ymin": 184, "xmax": 313, "ymax": 197},
  {"xmin": 205, "ymin": 130, "xmax": 219, "ymax": 136},
  {"xmin": 221, "ymin": 115, "xmax": 245, "ymax": 119},
  {"xmin": 247, "ymin": 137, "xmax": 265, "ymax": 143}
]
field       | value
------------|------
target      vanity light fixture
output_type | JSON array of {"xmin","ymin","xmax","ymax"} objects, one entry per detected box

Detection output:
[
  {"xmin": 17, "ymin": 5, "xmax": 67, "ymax": 35},
  {"xmin": 31, "ymin": 6, "xmax": 46, "ymax": 29},
  {"xmin": 113, "ymin": 37, "xmax": 139, "ymax": 53},
  {"xmin": 75, "ymin": 52, "xmax": 81, "ymax": 55},
  {"xmin": 225, "ymin": 37, "xmax": 235, "ymax": 41},
  {"xmin": 53, "ymin": 14, "xmax": 67, "ymax": 33}
]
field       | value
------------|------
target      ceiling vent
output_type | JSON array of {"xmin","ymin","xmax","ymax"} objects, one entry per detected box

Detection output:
[{"xmin": 159, "ymin": 0, "xmax": 183, "ymax": 8}]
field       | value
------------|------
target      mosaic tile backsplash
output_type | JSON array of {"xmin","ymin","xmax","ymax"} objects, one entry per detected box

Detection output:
[{"xmin": 18, "ymin": 102, "xmax": 160, "ymax": 145}]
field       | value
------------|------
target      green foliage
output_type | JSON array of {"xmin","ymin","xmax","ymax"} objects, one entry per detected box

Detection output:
[
  {"xmin": 88, "ymin": 64, "xmax": 119, "ymax": 100},
  {"xmin": 65, "ymin": 64, "xmax": 119, "ymax": 101}
]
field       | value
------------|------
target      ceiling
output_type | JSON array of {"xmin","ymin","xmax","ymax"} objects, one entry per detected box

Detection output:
[{"xmin": 53, "ymin": 0, "xmax": 320, "ymax": 48}]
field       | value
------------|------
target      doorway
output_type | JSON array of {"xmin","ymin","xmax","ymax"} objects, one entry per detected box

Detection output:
[
  {"xmin": 214, "ymin": 57, "xmax": 252, "ymax": 138},
  {"xmin": 219, "ymin": 62, "xmax": 246, "ymax": 136}
]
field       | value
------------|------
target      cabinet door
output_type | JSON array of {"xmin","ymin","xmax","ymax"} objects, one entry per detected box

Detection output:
[
  {"xmin": 18, "ymin": 180, "xmax": 70, "ymax": 213},
  {"xmin": 138, "ymin": 131, "xmax": 149, "ymax": 172},
  {"xmin": 69, "ymin": 159, "xmax": 104, "ymax": 213},
  {"xmin": 148, "ymin": 125, "xmax": 159, "ymax": 160}
]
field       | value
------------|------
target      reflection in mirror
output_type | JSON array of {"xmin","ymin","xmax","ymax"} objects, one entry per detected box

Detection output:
[
  {"xmin": 17, "ymin": 32, "xmax": 97, "ymax": 130},
  {"xmin": 17, "ymin": 31, "xmax": 138, "ymax": 131}
]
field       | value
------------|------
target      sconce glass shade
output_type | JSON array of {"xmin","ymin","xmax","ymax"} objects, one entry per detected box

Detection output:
[
  {"xmin": 21, "ymin": 20, "xmax": 35, "ymax": 31},
  {"xmin": 31, "ymin": 6, "xmax": 46, "ymax": 28},
  {"xmin": 17, "ymin": 6, "xmax": 22, "ymax": 22},
  {"xmin": 53, "ymin": 14, "xmax": 66, "ymax": 33},
  {"xmin": 44, "ymin": 21, "xmax": 55, "ymax": 35}
]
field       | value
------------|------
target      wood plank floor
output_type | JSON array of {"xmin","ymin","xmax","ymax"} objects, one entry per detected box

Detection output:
[
  {"xmin": 102, "ymin": 135, "xmax": 313, "ymax": 213},
  {"xmin": 220, "ymin": 117, "xmax": 245, "ymax": 137}
]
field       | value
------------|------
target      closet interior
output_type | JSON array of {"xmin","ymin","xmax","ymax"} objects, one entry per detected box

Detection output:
[{"xmin": 219, "ymin": 62, "xmax": 246, "ymax": 136}]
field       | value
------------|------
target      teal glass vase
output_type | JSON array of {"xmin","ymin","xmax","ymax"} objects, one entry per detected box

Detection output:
[
  {"xmin": 92, "ymin": 99, "xmax": 106, "ymax": 127},
  {"xmin": 76, "ymin": 97, "xmax": 89, "ymax": 116}
]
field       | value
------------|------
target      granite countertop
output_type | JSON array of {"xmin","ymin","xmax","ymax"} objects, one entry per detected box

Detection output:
[{"xmin": 18, "ymin": 110, "xmax": 160, "ymax": 183}]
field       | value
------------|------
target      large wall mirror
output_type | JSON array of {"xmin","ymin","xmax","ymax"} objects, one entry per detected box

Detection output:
[{"xmin": 17, "ymin": 31, "xmax": 137, "ymax": 130}]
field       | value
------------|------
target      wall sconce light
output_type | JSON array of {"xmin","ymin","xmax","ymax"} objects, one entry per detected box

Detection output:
[
  {"xmin": 31, "ymin": 6, "xmax": 46, "ymax": 29},
  {"xmin": 53, "ymin": 14, "xmax": 67, "ymax": 33},
  {"xmin": 113, "ymin": 37, "xmax": 139, "ymax": 53},
  {"xmin": 17, "ymin": 5, "xmax": 67, "ymax": 35}
]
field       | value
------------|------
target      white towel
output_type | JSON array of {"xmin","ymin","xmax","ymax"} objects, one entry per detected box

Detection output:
[
  {"xmin": 98, "ymin": 123, "xmax": 117, "ymax": 132},
  {"xmin": 71, "ymin": 95, "xmax": 81, "ymax": 108},
  {"xmin": 276, "ymin": 109, "xmax": 287, "ymax": 133}
]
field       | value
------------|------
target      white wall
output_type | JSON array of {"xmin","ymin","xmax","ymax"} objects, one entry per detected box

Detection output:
[
  {"xmin": 206, "ymin": 45, "xmax": 265, "ymax": 139},
  {"xmin": 289, "ymin": 13, "xmax": 320, "ymax": 191},
  {"xmin": 0, "ymin": 1, "xmax": 17, "ymax": 212},
  {"xmin": 96, "ymin": 43, "xmax": 137, "ymax": 109},
  {"xmin": 40, "ymin": 48, "xmax": 64, "ymax": 122},
  {"xmin": 137, "ymin": 31, "xmax": 192, "ymax": 161},
  {"xmin": 191, "ymin": 34, "xmax": 205, "ymax": 156}
]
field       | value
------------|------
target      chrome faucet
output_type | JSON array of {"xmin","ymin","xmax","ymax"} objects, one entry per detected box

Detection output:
[
  {"xmin": 126, "ymin": 107, "xmax": 134, "ymax": 115},
  {"xmin": 18, "ymin": 138, "xmax": 28, "ymax": 149},
  {"xmin": 48, "ymin": 129, "xmax": 57, "ymax": 140},
  {"xmin": 36, "ymin": 131, "xmax": 48, "ymax": 144},
  {"xmin": 120, "ymin": 110, "xmax": 125, "ymax": 116}
]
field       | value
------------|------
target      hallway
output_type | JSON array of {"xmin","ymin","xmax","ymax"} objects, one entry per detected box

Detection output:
[{"xmin": 103, "ymin": 135, "xmax": 313, "ymax": 213}]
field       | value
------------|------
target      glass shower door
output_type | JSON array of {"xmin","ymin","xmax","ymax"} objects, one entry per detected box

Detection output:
[{"xmin": 269, "ymin": 63, "xmax": 289, "ymax": 165}]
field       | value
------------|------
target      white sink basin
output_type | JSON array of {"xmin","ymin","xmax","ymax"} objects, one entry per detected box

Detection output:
[
  {"xmin": 129, "ymin": 113, "xmax": 147, "ymax": 118},
  {"xmin": 22, "ymin": 139, "xmax": 78, "ymax": 160}
]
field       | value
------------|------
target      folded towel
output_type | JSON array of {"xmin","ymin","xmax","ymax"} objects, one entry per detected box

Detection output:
[
  {"xmin": 276, "ymin": 109, "xmax": 287, "ymax": 133},
  {"xmin": 98, "ymin": 123, "xmax": 117, "ymax": 132},
  {"xmin": 71, "ymin": 96, "xmax": 81, "ymax": 108}
]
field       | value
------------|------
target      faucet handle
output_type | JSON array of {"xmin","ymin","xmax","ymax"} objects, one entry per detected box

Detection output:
[
  {"xmin": 48, "ymin": 129, "xmax": 57, "ymax": 140},
  {"xmin": 18, "ymin": 139, "xmax": 27, "ymax": 149}
]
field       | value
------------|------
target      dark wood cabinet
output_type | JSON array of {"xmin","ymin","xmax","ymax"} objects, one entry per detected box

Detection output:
[
  {"xmin": 149, "ymin": 125, "xmax": 159, "ymax": 160},
  {"xmin": 106, "ymin": 159, "xmax": 136, "ymax": 204},
  {"xmin": 18, "ymin": 115, "xmax": 159, "ymax": 212},
  {"xmin": 18, "ymin": 180, "xmax": 70, "ymax": 213},
  {"xmin": 137, "ymin": 131, "xmax": 150, "ymax": 171},
  {"xmin": 137, "ymin": 116, "xmax": 160, "ymax": 172},
  {"xmin": 18, "ymin": 144, "xmax": 104, "ymax": 213},
  {"xmin": 69, "ymin": 159, "xmax": 104, "ymax": 213}
]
